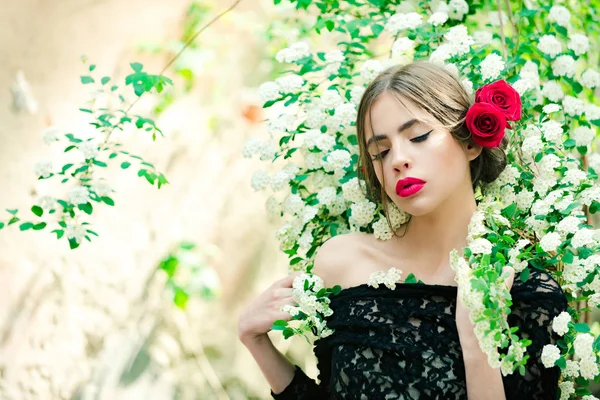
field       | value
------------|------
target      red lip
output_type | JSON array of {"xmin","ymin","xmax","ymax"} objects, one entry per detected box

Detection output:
[{"xmin": 396, "ymin": 177, "xmax": 426, "ymax": 198}]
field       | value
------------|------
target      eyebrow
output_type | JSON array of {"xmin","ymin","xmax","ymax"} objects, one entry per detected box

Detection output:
[{"xmin": 366, "ymin": 118, "xmax": 420, "ymax": 148}]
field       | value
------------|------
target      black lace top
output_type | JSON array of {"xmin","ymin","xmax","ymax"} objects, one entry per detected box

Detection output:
[{"xmin": 271, "ymin": 268, "xmax": 567, "ymax": 400}]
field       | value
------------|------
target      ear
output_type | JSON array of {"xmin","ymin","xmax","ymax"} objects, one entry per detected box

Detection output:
[{"xmin": 464, "ymin": 142, "xmax": 483, "ymax": 162}]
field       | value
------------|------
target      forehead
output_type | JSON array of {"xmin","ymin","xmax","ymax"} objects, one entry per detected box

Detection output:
[{"xmin": 364, "ymin": 92, "xmax": 434, "ymax": 138}]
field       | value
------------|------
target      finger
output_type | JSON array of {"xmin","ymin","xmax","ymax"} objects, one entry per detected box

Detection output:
[
  {"xmin": 502, "ymin": 266, "xmax": 515, "ymax": 291},
  {"xmin": 279, "ymin": 271, "xmax": 305, "ymax": 287},
  {"xmin": 273, "ymin": 288, "xmax": 293, "ymax": 298}
]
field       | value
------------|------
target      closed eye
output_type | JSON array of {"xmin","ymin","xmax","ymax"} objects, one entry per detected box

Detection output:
[{"xmin": 371, "ymin": 131, "xmax": 432, "ymax": 161}]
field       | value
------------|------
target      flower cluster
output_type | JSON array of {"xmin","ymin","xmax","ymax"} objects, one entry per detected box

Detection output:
[
  {"xmin": 367, "ymin": 267, "xmax": 404, "ymax": 290},
  {"xmin": 277, "ymin": 273, "xmax": 336, "ymax": 339}
]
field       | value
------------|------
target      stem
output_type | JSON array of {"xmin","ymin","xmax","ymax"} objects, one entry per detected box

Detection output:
[{"xmin": 496, "ymin": 0, "xmax": 508, "ymax": 61}]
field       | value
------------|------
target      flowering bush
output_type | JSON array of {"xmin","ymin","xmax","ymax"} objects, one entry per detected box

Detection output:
[
  {"xmin": 0, "ymin": 61, "xmax": 171, "ymax": 249},
  {"xmin": 247, "ymin": 0, "xmax": 600, "ymax": 396}
]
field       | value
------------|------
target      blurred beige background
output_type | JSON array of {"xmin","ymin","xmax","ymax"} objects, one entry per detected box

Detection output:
[{"xmin": 0, "ymin": 0, "xmax": 315, "ymax": 398}]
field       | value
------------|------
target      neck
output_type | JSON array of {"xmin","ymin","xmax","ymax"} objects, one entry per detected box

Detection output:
[{"xmin": 393, "ymin": 181, "xmax": 477, "ymax": 275}]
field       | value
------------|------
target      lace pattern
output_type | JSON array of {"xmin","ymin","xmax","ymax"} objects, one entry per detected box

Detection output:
[{"xmin": 271, "ymin": 268, "xmax": 567, "ymax": 400}]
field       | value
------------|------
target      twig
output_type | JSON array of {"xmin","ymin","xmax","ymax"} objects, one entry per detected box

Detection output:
[{"xmin": 496, "ymin": 0, "xmax": 508, "ymax": 60}]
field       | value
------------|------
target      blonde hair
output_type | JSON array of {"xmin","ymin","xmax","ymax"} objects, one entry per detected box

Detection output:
[{"xmin": 355, "ymin": 61, "xmax": 508, "ymax": 236}]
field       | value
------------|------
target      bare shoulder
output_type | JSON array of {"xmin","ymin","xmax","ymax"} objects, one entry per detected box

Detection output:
[{"xmin": 311, "ymin": 232, "xmax": 374, "ymax": 287}]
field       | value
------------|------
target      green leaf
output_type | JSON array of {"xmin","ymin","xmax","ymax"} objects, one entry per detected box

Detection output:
[
  {"xmin": 282, "ymin": 328, "xmax": 294, "ymax": 339},
  {"xmin": 101, "ymin": 197, "xmax": 115, "ymax": 206},
  {"xmin": 574, "ymin": 322, "xmax": 590, "ymax": 333},
  {"xmin": 405, "ymin": 273, "xmax": 418, "ymax": 284},
  {"xmin": 31, "ymin": 205, "xmax": 43, "ymax": 217},
  {"xmin": 80, "ymin": 76, "xmax": 94, "ymax": 84},
  {"xmin": 69, "ymin": 237, "xmax": 80, "ymax": 249},
  {"xmin": 272, "ymin": 320, "xmax": 288, "ymax": 327},
  {"xmin": 92, "ymin": 160, "xmax": 107, "ymax": 167},
  {"xmin": 371, "ymin": 23, "xmax": 384, "ymax": 36},
  {"xmin": 121, "ymin": 162, "xmax": 131, "ymax": 169},
  {"xmin": 32, "ymin": 222, "xmax": 46, "ymax": 230},
  {"xmin": 79, "ymin": 108, "xmax": 93, "ymax": 113},
  {"xmin": 325, "ymin": 20, "xmax": 335, "ymax": 31},
  {"xmin": 0, "ymin": 222, "xmax": 4, "ymax": 230},
  {"xmin": 290, "ymin": 257, "xmax": 302, "ymax": 265},
  {"xmin": 52, "ymin": 229, "xmax": 64, "ymax": 239},
  {"xmin": 6, "ymin": 209, "xmax": 18, "ymax": 215},
  {"xmin": 519, "ymin": 268, "xmax": 530, "ymax": 283},
  {"xmin": 174, "ymin": 288, "xmax": 189, "ymax": 309},
  {"xmin": 78, "ymin": 202, "xmax": 93, "ymax": 215},
  {"xmin": 101, "ymin": 76, "xmax": 110, "ymax": 85},
  {"xmin": 130, "ymin": 62, "xmax": 143, "ymax": 73},
  {"xmin": 19, "ymin": 222, "xmax": 33, "ymax": 231},
  {"xmin": 8, "ymin": 216, "xmax": 19, "ymax": 225},
  {"xmin": 89, "ymin": 64, "xmax": 96, "ymax": 72},
  {"xmin": 555, "ymin": 356, "xmax": 566, "ymax": 369}
]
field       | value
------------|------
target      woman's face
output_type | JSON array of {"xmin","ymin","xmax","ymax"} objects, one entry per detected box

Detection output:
[{"xmin": 364, "ymin": 91, "xmax": 481, "ymax": 217}]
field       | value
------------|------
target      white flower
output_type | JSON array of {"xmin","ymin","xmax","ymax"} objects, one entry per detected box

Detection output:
[
  {"xmin": 564, "ymin": 359, "xmax": 580, "ymax": 378},
  {"xmin": 512, "ymin": 79, "xmax": 535, "ymax": 96},
  {"xmin": 298, "ymin": 229, "xmax": 313, "ymax": 249},
  {"xmin": 342, "ymin": 178, "xmax": 365, "ymax": 203},
  {"xmin": 350, "ymin": 86, "xmax": 366, "ymax": 106},
  {"xmin": 541, "ymin": 120, "xmax": 563, "ymax": 143},
  {"xmin": 42, "ymin": 126, "xmax": 60, "ymax": 145},
  {"xmin": 384, "ymin": 12, "xmax": 424, "ymax": 35},
  {"xmin": 321, "ymin": 90, "xmax": 343, "ymax": 109},
  {"xmin": 579, "ymin": 355, "xmax": 599, "ymax": 380},
  {"xmin": 480, "ymin": 53, "xmax": 504, "ymax": 81},
  {"xmin": 574, "ymin": 333, "xmax": 595, "ymax": 358},
  {"xmin": 315, "ymin": 134, "xmax": 336, "ymax": 152},
  {"xmin": 444, "ymin": 25, "xmax": 474, "ymax": 56},
  {"xmin": 541, "ymin": 344, "xmax": 561, "ymax": 368},
  {"xmin": 558, "ymin": 381, "xmax": 575, "ymax": 400},
  {"xmin": 552, "ymin": 311, "xmax": 571, "ymax": 336},
  {"xmin": 387, "ymin": 203, "xmax": 410, "ymax": 228},
  {"xmin": 392, "ymin": 37, "xmax": 415, "ymax": 56},
  {"xmin": 572, "ymin": 126, "xmax": 595, "ymax": 146},
  {"xmin": 69, "ymin": 186, "xmax": 90, "ymax": 205},
  {"xmin": 469, "ymin": 238, "xmax": 493, "ymax": 254},
  {"xmin": 448, "ymin": 0, "xmax": 469, "ymax": 20},
  {"xmin": 538, "ymin": 35, "xmax": 562, "ymax": 58},
  {"xmin": 548, "ymin": 6, "xmax": 571, "ymax": 28},
  {"xmin": 250, "ymin": 170, "xmax": 270, "ymax": 191},
  {"xmin": 586, "ymin": 104, "xmax": 600, "ymax": 121},
  {"xmin": 488, "ymin": 11, "xmax": 508, "ymax": 27},
  {"xmin": 522, "ymin": 135, "xmax": 543, "ymax": 156},
  {"xmin": 34, "ymin": 160, "xmax": 54, "ymax": 178},
  {"xmin": 258, "ymin": 81, "xmax": 280, "ymax": 102},
  {"xmin": 324, "ymin": 50, "xmax": 345, "ymax": 63},
  {"xmin": 540, "ymin": 232, "xmax": 562, "ymax": 252},
  {"xmin": 588, "ymin": 293, "xmax": 600, "ymax": 308},
  {"xmin": 271, "ymin": 170, "xmax": 292, "ymax": 192},
  {"xmin": 349, "ymin": 200, "xmax": 377, "ymax": 227},
  {"xmin": 78, "ymin": 140, "xmax": 99, "ymax": 159},
  {"xmin": 91, "ymin": 181, "xmax": 112, "ymax": 197},
  {"xmin": 473, "ymin": 30, "xmax": 493, "ymax": 46},
  {"xmin": 317, "ymin": 186, "xmax": 337, "ymax": 207},
  {"xmin": 322, "ymin": 149, "xmax": 351, "ymax": 172},
  {"xmin": 360, "ymin": 60, "xmax": 384, "ymax": 81},
  {"xmin": 333, "ymin": 103, "xmax": 357, "ymax": 127},
  {"xmin": 283, "ymin": 193, "xmax": 304, "ymax": 215},
  {"xmin": 373, "ymin": 217, "xmax": 393, "ymax": 240},
  {"xmin": 38, "ymin": 195, "xmax": 59, "ymax": 211},
  {"xmin": 551, "ymin": 55, "xmax": 576, "ymax": 78},
  {"xmin": 541, "ymin": 81, "xmax": 565, "ymax": 102},
  {"xmin": 542, "ymin": 104, "xmax": 561, "ymax": 114},
  {"xmin": 572, "ymin": 228, "xmax": 596, "ymax": 248},
  {"xmin": 428, "ymin": 11, "xmax": 448, "ymax": 26},
  {"xmin": 581, "ymin": 69, "xmax": 600, "ymax": 89},
  {"xmin": 275, "ymin": 42, "xmax": 310, "ymax": 63},
  {"xmin": 368, "ymin": 267, "xmax": 403, "ymax": 289},
  {"xmin": 66, "ymin": 219, "xmax": 87, "ymax": 244},
  {"xmin": 562, "ymin": 95, "xmax": 585, "ymax": 116},
  {"xmin": 429, "ymin": 44, "xmax": 453, "ymax": 64},
  {"xmin": 461, "ymin": 78, "xmax": 474, "ymax": 95},
  {"xmin": 265, "ymin": 196, "xmax": 281, "ymax": 218},
  {"xmin": 568, "ymin": 34, "xmax": 590, "ymax": 56},
  {"xmin": 275, "ymin": 74, "xmax": 305, "ymax": 93}
]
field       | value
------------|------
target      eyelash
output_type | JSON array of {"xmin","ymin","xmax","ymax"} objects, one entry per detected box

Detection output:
[{"xmin": 371, "ymin": 131, "xmax": 431, "ymax": 161}]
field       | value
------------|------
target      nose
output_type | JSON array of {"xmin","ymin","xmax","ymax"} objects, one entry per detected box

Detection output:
[{"xmin": 390, "ymin": 145, "xmax": 411, "ymax": 172}]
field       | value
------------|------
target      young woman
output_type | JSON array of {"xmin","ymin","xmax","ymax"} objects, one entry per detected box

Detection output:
[{"xmin": 238, "ymin": 62, "xmax": 567, "ymax": 399}]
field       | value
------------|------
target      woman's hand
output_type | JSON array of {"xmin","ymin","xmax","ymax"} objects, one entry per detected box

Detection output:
[
  {"xmin": 237, "ymin": 271, "xmax": 304, "ymax": 345},
  {"xmin": 456, "ymin": 266, "xmax": 515, "ymax": 332}
]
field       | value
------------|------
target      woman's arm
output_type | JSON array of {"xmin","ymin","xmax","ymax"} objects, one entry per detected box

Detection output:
[{"xmin": 240, "ymin": 334, "xmax": 296, "ymax": 394}]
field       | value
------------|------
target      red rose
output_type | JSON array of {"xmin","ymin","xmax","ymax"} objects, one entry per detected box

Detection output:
[
  {"xmin": 475, "ymin": 80, "xmax": 522, "ymax": 121},
  {"xmin": 466, "ymin": 102, "xmax": 507, "ymax": 148}
]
